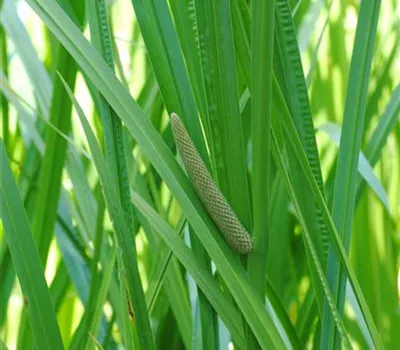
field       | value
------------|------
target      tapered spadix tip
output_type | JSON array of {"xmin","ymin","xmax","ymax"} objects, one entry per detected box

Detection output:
[{"xmin": 170, "ymin": 112, "xmax": 179, "ymax": 123}]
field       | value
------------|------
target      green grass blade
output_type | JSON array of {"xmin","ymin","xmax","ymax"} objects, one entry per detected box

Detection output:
[
  {"xmin": 0, "ymin": 142, "xmax": 64, "ymax": 350},
  {"xmin": 0, "ymin": 72, "xmax": 44, "ymax": 153},
  {"xmin": 130, "ymin": 128, "xmax": 194, "ymax": 347},
  {"xmin": 85, "ymin": 2, "xmax": 146, "ymax": 345},
  {"xmin": 60, "ymin": 76, "xmax": 155, "ymax": 349},
  {"xmin": 364, "ymin": 38, "xmax": 399, "ymax": 131},
  {"xmin": 275, "ymin": 0, "xmax": 325, "ymax": 196},
  {"xmin": 12, "ymin": 1, "xmax": 85, "ymax": 346},
  {"xmin": 89, "ymin": 334, "xmax": 105, "ymax": 350},
  {"xmin": 163, "ymin": 257, "xmax": 193, "ymax": 348},
  {"xmin": 272, "ymin": 85, "xmax": 325, "ymax": 319},
  {"xmin": 273, "ymin": 86, "xmax": 384, "ymax": 349},
  {"xmin": 0, "ymin": 0, "xmax": 52, "ymax": 117},
  {"xmin": 274, "ymin": 0, "xmax": 328, "ymax": 263},
  {"xmin": 55, "ymin": 178, "xmax": 116, "ymax": 347},
  {"xmin": 319, "ymin": 123, "xmax": 391, "ymax": 213},
  {"xmin": 248, "ymin": 0, "xmax": 275, "ymax": 299},
  {"xmin": 129, "ymin": 0, "xmax": 209, "ymax": 164},
  {"xmin": 363, "ymin": 83, "xmax": 400, "ymax": 167},
  {"xmin": 132, "ymin": 191, "xmax": 248, "ymax": 348},
  {"xmin": 0, "ymin": 247, "xmax": 14, "ymax": 329},
  {"xmin": 145, "ymin": 217, "xmax": 186, "ymax": 313},
  {"xmin": 128, "ymin": 2, "xmax": 216, "ymax": 345},
  {"xmin": 0, "ymin": 18, "xmax": 10, "ymax": 155},
  {"xmin": 86, "ymin": 0, "xmax": 134, "ymax": 232},
  {"xmin": 194, "ymin": 0, "xmax": 252, "ymax": 228},
  {"xmin": 68, "ymin": 238, "xmax": 115, "ymax": 349},
  {"xmin": 31, "ymin": 0, "xmax": 84, "ymax": 264},
  {"xmin": 116, "ymin": 249, "xmax": 136, "ymax": 350},
  {"xmin": 270, "ymin": 133, "xmax": 352, "ymax": 350},
  {"xmin": 231, "ymin": 0, "xmax": 251, "ymax": 88},
  {"xmin": 66, "ymin": 149, "xmax": 98, "ymax": 236},
  {"xmin": 323, "ymin": 1, "xmax": 382, "ymax": 347},
  {"xmin": 168, "ymin": 0, "xmax": 208, "ymax": 124},
  {"xmin": 85, "ymin": 248, "xmax": 116, "ymax": 350},
  {"xmin": 355, "ymin": 83, "xmax": 400, "ymax": 202}
]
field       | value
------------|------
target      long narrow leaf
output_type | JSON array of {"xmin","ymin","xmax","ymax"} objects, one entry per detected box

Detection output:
[
  {"xmin": 324, "ymin": 1, "xmax": 382, "ymax": 347},
  {"xmin": 0, "ymin": 142, "xmax": 64, "ymax": 350},
  {"xmin": 60, "ymin": 76, "xmax": 155, "ymax": 349}
]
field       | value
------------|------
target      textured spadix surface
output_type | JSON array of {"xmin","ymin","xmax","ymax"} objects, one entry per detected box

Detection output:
[{"xmin": 170, "ymin": 113, "xmax": 253, "ymax": 254}]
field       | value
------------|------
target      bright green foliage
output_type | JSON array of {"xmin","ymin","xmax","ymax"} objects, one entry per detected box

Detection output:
[{"xmin": 0, "ymin": 0, "xmax": 399, "ymax": 349}]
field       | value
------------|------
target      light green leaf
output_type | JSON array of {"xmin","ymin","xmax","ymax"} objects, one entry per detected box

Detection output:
[{"xmin": 319, "ymin": 122, "xmax": 391, "ymax": 213}]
